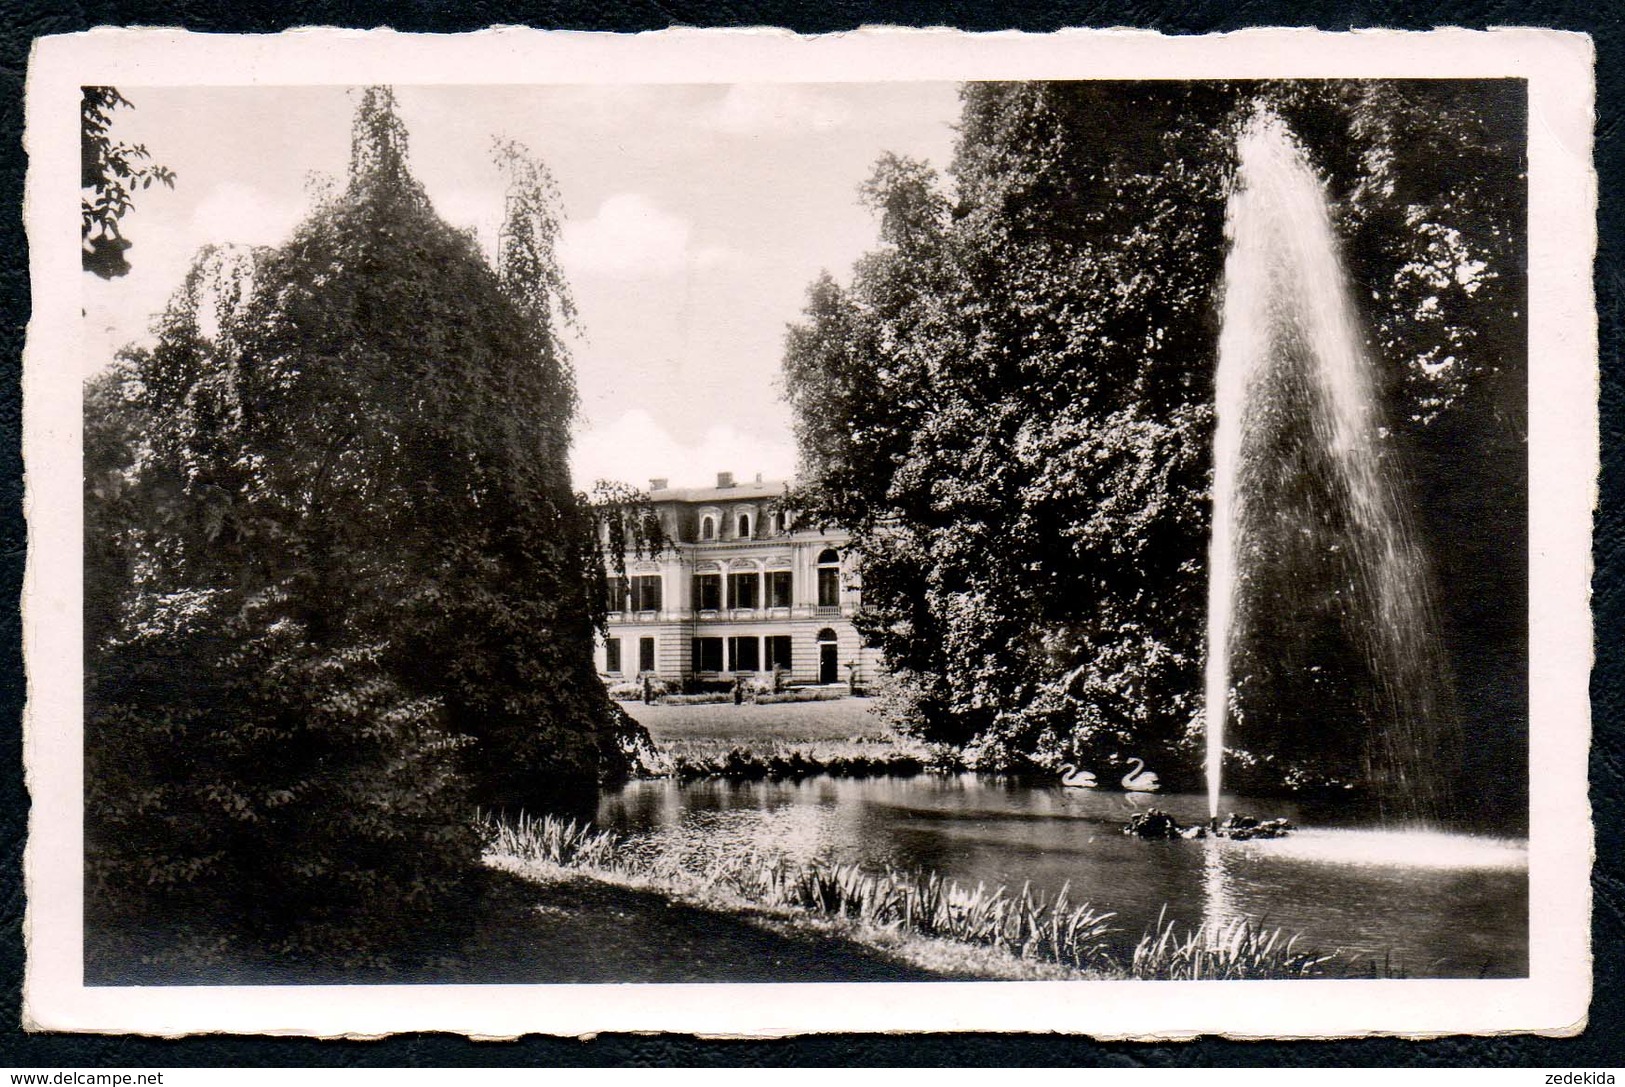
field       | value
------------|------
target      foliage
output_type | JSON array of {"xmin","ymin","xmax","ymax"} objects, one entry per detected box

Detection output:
[
  {"xmin": 1264, "ymin": 80, "xmax": 1528, "ymax": 823},
  {"xmin": 785, "ymin": 83, "xmax": 1236, "ymax": 778},
  {"xmin": 660, "ymin": 745, "xmax": 926, "ymax": 782},
  {"xmin": 1130, "ymin": 909, "xmax": 1336, "ymax": 980},
  {"xmin": 751, "ymin": 688, "xmax": 848, "ymax": 705},
  {"xmin": 582, "ymin": 477, "xmax": 672, "ymax": 639},
  {"xmin": 84, "ymin": 87, "xmax": 624, "ymax": 963},
  {"xmin": 782, "ymin": 81, "xmax": 1525, "ymax": 813},
  {"xmin": 82, "ymin": 87, "xmax": 176, "ymax": 278},
  {"xmin": 488, "ymin": 812, "xmax": 622, "ymax": 870}
]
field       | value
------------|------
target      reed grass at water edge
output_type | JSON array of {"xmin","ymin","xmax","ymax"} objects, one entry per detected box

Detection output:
[{"xmin": 486, "ymin": 813, "xmax": 1361, "ymax": 980}]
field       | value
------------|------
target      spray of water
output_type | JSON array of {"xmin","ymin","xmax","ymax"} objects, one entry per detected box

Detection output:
[{"xmin": 1205, "ymin": 111, "xmax": 1457, "ymax": 824}]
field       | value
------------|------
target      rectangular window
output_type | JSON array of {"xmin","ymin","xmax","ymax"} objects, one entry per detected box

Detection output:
[
  {"xmin": 639, "ymin": 636, "xmax": 656, "ymax": 673},
  {"xmin": 728, "ymin": 636, "xmax": 761, "ymax": 673},
  {"xmin": 631, "ymin": 575, "xmax": 663, "ymax": 612},
  {"xmin": 693, "ymin": 573, "xmax": 721, "ymax": 611},
  {"xmin": 692, "ymin": 637, "xmax": 724, "ymax": 673},
  {"xmin": 766, "ymin": 570, "xmax": 792, "ymax": 608},
  {"xmin": 605, "ymin": 638, "xmax": 622, "ymax": 673},
  {"xmin": 606, "ymin": 576, "xmax": 629, "ymax": 612},
  {"xmin": 817, "ymin": 567, "xmax": 840, "ymax": 608},
  {"xmin": 767, "ymin": 635, "xmax": 793, "ymax": 672},
  {"xmin": 728, "ymin": 571, "xmax": 760, "ymax": 610}
]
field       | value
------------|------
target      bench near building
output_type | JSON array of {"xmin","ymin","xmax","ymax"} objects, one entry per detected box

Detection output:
[{"xmin": 597, "ymin": 472, "xmax": 883, "ymax": 690}]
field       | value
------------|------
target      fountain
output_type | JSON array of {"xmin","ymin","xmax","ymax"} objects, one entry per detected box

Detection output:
[{"xmin": 1204, "ymin": 111, "xmax": 1460, "ymax": 824}]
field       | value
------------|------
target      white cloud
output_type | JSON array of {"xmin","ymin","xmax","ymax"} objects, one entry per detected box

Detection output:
[
  {"xmin": 707, "ymin": 84, "xmax": 853, "ymax": 135},
  {"xmin": 190, "ymin": 182, "xmax": 306, "ymax": 249},
  {"xmin": 559, "ymin": 193, "xmax": 699, "ymax": 279},
  {"xmin": 571, "ymin": 408, "xmax": 797, "ymax": 492}
]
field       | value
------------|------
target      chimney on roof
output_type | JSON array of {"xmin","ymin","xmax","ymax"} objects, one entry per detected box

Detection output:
[
  {"xmin": 649, "ymin": 477, "xmax": 668, "ymax": 491},
  {"xmin": 754, "ymin": 472, "xmax": 763, "ymax": 483},
  {"xmin": 717, "ymin": 471, "xmax": 735, "ymax": 488}
]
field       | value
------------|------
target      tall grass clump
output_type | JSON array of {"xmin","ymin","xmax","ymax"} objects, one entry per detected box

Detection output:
[
  {"xmin": 486, "ymin": 811, "xmax": 620, "ymax": 869},
  {"xmin": 1130, "ymin": 909, "xmax": 1337, "ymax": 980}
]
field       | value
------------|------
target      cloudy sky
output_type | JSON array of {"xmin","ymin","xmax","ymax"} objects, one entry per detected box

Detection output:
[{"xmin": 82, "ymin": 83, "xmax": 962, "ymax": 490}]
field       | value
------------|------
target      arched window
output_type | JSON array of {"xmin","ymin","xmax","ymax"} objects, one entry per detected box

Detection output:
[
  {"xmin": 816, "ymin": 549, "xmax": 840, "ymax": 610},
  {"xmin": 701, "ymin": 515, "xmax": 716, "ymax": 541},
  {"xmin": 738, "ymin": 514, "xmax": 751, "ymax": 539}
]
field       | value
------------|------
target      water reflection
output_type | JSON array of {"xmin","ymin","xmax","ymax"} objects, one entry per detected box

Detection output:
[
  {"xmin": 1202, "ymin": 840, "xmax": 1237, "ymax": 935},
  {"xmin": 597, "ymin": 775, "xmax": 1528, "ymax": 977}
]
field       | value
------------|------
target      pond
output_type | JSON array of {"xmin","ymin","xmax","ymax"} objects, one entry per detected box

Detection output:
[{"xmin": 597, "ymin": 773, "xmax": 1528, "ymax": 978}]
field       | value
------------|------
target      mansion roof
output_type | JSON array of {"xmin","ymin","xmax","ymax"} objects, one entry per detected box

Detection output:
[{"xmin": 646, "ymin": 473, "xmax": 791, "ymax": 505}]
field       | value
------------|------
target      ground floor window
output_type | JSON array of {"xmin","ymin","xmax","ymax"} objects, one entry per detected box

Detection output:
[
  {"xmin": 767, "ymin": 635, "xmax": 792, "ymax": 671},
  {"xmin": 693, "ymin": 637, "xmax": 724, "ymax": 672},
  {"xmin": 728, "ymin": 636, "xmax": 760, "ymax": 673},
  {"xmin": 766, "ymin": 570, "xmax": 792, "ymax": 608},
  {"xmin": 639, "ymin": 636, "xmax": 656, "ymax": 673},
  {"xmin": 605, "ymin": 637, "xmax": 622, "ymax": 673}
]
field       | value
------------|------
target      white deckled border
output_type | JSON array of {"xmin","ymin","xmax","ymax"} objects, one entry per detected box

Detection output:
[{"xmin": 22, "ymin": 25, "xmax": 1596, "ymax": 1039}]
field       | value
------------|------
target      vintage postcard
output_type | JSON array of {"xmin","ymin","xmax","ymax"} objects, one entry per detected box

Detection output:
[{"xmin": 22, "ymin": 27, "xmax": 1595, "ymax": 1038}]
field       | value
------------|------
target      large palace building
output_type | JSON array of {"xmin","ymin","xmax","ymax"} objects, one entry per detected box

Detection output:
[{"xmin": 596, "ymin": 472, "xmax": 883, "ymax": 689}]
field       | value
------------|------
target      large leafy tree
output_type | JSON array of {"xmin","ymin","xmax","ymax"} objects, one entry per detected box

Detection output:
[
  {"xmin": 784, "ymin": 80, "xmax": 1525, "ymax": 820},
  {"xmin": 788, "ymin": 83, "xmax": 1236, "ymax": 778},
  {"xmin": 85, "ymin": 88, "xmax": 622, "ymax": 969}
]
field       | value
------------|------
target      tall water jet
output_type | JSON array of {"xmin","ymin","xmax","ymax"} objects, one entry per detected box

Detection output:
[{"xmin": 1205, "ymin": 111, "xmax": 1459, "ymax": 824}]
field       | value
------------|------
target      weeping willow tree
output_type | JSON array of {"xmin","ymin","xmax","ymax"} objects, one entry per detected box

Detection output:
[{"xmin": 84, "ymin": 88, "xmax": 633, "ymax": 970}]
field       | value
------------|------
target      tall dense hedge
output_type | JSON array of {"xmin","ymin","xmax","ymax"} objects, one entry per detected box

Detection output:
[
  {"xmin": 85, "ymin": 88, "xmax": 627, "ymax": 966},
  {"xmin": 784, "ymin": 81, "xmax": 1525, "ymax": 822}
]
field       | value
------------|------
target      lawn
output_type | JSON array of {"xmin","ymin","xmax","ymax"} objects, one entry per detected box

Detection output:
[
  {"xmin": 624, "ymin": 696, "xmax": 894, "ymax": 745},
  {"xmin": 85, "ymin": 866, "xmax": 945, "ymax": 984},
  {"xmin": 620, "ymin": 696, "xmax": 932, "ymax": 777}
]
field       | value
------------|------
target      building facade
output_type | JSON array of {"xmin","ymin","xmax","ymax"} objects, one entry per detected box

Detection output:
[{"xmin": 595, "ymin": 472, "xmax": 883, "ymax": 689}]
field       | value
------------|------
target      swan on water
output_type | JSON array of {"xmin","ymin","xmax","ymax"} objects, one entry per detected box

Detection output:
[
  {"xmin": 1057, "ymin": 764, "xmax": 1098, "ymax": 788},
  {"xmin": 1121, "ymin": 757, "xmax": 1160, "ymax": 792}
]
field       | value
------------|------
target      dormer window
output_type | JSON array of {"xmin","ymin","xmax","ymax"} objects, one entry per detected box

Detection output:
[
  {"xmin": 701, "ymin": 515, "xmax": 716, "ymax": 541},
  {"xmin": 737, "ymin": 514, "xmax": 751, "ymax": 539}
]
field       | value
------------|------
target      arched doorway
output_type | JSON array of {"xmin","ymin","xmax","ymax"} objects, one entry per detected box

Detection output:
[{"xmin": 816, "ymin": 627, "xmax": 839, "ymax": 684}]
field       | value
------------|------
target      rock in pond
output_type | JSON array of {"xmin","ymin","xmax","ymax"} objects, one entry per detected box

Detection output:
[
  {"xmin": 1123, "ymin": 809, "xmax": 1189, "ymax": 840},
  {"xmin": 1215, "ymin": 813, "xmax": 1295, "ymax": 840},
  {"xmin": 1122, "ymin": 810, "xmax": 1294, "ymax": 841}
]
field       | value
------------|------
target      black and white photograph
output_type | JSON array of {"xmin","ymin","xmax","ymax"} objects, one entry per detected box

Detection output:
[{"xmin": 23, "ymin": 28, "xmax": 1594, "ymax": 1037}]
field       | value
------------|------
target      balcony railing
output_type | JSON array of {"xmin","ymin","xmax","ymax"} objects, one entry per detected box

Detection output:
[{"xmin": 606, "ymin": 603, "xmax": 857, "ymax": 624}]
